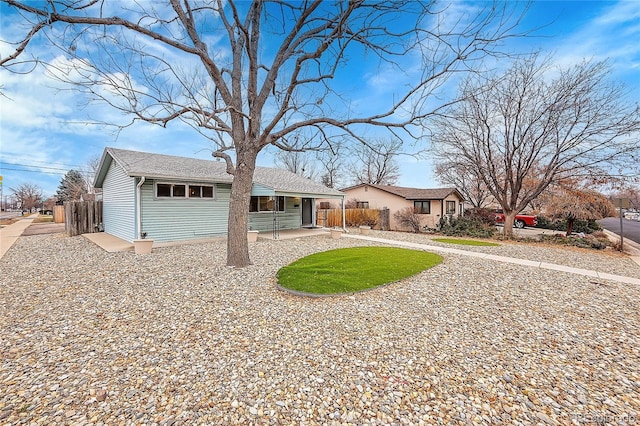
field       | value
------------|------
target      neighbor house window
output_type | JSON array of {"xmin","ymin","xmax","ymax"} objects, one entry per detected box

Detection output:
[
  {"xmin": 356, "ymin": 201, "xmax": 369, "ymax": 208},
  {"xmin": 446, "ymin": 200, "xmax": 456, "ymax": 215},
  {"xmin": 156, "ymin": 183, "xmax": 214, "ymax": 198},
  {"xmin": 414, "ymin": 200, "xmax": 431, "ymax": 214},
  {"xmin": 249, "ymin": 196, "xmax": 285, "ymax": 212}
]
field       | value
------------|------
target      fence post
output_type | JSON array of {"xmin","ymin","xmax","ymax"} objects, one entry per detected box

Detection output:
[{"xmin": 379, "ymin": 208, "xmax": 390, "ymax": 231}]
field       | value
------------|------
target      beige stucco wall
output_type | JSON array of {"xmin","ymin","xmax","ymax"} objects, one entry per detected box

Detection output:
[{"xmin": 344, "ymin": 186, "xmax": 462, "ymax": 231}]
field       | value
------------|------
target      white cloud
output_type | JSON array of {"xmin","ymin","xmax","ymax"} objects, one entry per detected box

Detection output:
[{"xmin": 552, "ymin": 1, "xmax": 640, "ymax": 79}]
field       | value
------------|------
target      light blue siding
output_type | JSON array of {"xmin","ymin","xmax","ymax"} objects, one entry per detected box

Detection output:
[
  {"xmin": 102, "ymin": 160, "xmax": 136, "ymax": 242},
  {"xmin": 251, "ymin": 184, "xmax": 275, "ymax": 196},
  {"xmin": 249, "ymin": 197, "xmax": 301, "ymax": 232},
  {"xmin": 140, "ymin": 181, "xmax": 230, "ymax": 242}
]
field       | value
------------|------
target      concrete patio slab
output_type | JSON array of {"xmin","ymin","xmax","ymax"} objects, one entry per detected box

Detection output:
[
  {"xmin": 81, "ymin": 228, "xmax": 331, "ymax": 253},
  {"xmin": 257, "ymin": 227, "xmax": 330, "ymax": 240},
  {"xmin": 83, "ymin": 232, "xmax": 134, "ymax": 253}
]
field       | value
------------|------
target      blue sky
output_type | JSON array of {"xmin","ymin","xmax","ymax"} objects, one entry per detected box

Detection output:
[{"xmin": 0, "ymin": 1, "xmax": 638, "ymax": 199}]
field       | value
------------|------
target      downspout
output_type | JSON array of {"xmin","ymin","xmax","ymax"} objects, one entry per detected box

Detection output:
[
  {"xmin": 136, "ymin": 176, "xmax": 145, "ymax": 239},
  {"xmin": 342, "ymin": 195, "xmax": 346, "ymax": 232}
]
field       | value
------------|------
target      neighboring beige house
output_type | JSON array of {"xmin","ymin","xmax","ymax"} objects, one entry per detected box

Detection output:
[{"xmin": 341, "ymin": 184, "xmax": 465, "ymax": 231}]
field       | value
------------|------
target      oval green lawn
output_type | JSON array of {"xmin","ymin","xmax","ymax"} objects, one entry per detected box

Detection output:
[
  {"xmin": 277, "ymin": 246, "xmax": 442, "ymax": 295},
  {"xmin": 432, "ymin": 238, "xmax": 499, "ymax": 246}
]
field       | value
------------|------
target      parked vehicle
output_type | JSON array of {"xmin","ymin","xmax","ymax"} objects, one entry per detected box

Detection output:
[
  {"xmin": 494, "ymin": 209, "xmax": 538, "ymax": 228},
  {"xmin": 623, "ymin": 211, "xmax": 640, "ymax": 221}
]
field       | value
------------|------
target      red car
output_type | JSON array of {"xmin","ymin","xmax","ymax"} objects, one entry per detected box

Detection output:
[{"xmin": 494, "ymin": 210, "xmax": 538, "ymax": 228}]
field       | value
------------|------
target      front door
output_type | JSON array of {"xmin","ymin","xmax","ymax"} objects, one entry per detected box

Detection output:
[{"xmin": 302, "ymin": 198, "xmax": 312, "ymax": 226}]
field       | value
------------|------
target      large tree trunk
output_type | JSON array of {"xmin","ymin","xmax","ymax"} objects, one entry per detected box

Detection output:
[
  {"xmin": 226, "ymin": 149, "xmax": 258, "ymax": 267},
  {"xmin": 503, "ymin": 211, "xmax": 516, "ymax": 237}
]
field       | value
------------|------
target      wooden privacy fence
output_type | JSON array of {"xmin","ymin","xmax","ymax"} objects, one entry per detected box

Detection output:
[
  {"xmin": 53, "ymin": 205, "xmax": 65, "ymax": 223},
  {"xmin": 65, "ymin": 201, "xmax": 103, "ymax": 236},
  {"xmin": 317, "ymin": 208, "xmax": 389, "ymax": 230}
]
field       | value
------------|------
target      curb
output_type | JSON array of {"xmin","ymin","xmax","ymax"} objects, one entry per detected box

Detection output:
[{"xmin": 601, "ymin": 229, "xmax": 640, "ymax": 257}]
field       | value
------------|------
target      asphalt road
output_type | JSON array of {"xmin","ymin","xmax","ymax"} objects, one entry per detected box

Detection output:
[
  {"xmin": 0, "ymin": 211, "xmax": 22, "ymax": 220},
  {"xmin": 598, "ymin": 217, "xmax": 640, "ymax": 245}
]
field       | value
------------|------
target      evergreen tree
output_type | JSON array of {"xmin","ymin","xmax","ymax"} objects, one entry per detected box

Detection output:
[{"xmin": 56, "ymin": 170, "xmax": 87, "ymax": 202}]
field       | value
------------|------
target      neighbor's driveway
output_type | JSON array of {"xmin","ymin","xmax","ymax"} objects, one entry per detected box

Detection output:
[{"xmin": 1, "ymin": 232, "xmax": 639, "ymax": 424}]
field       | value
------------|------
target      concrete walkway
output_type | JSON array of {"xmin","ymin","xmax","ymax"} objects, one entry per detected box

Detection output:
[
  {"xmin": 0, "ymin": 215, "xmax": 37, "ymax": 259},
  {"xmin": 344, "ymin": 234, "xmax": 640, "ymax": 286}
]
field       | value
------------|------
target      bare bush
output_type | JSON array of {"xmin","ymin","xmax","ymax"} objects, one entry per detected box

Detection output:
[{"xmin": 393, "ymin": 207, "xmax": 422, "ymax": 233}]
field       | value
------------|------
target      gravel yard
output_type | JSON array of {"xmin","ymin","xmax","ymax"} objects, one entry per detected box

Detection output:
[{"xmin": 1, "ymin": 232, "xmax": 639, "ymax": 425}]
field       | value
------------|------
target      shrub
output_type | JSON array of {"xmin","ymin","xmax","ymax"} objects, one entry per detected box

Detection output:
[
  {"xmin": 393, "ymin": 207, "xmax": 422, "ymax": 233},
  {"xmin": 463, "ymin": 207, "xmax": 497, "ymax": 226},
  {"xmin": 540, "ymin": 233, "xmax": 610, "ymax": 249},
  {"xmin": 536, "ymin": 215, "xmax": 601, "ymax": 234},
  {"xmin": 345, "ymin": 208, "xmax": 378, "ymax": 227},
  {"xmin": 438, "ymin": 215, "xmax": 496, "ymax": 238}
]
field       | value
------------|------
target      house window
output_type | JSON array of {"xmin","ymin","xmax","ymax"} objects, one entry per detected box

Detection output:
[
  {"xmin": 446, "ymin": 200, "xmax": 456, "ymax": 215},
  {"xmin": 356, "ymin": 201, "xmax": 369, "ymax": 208},
  {"xmin": 249, "ymin": 196, "xmax": 285, "ymax": 212},
  {"xmin": 414, "ymin": 200, "xmax": 431, "ymax": 214},
  {"xmin": 188, "ymin": 185, "xmax": 214, "ymax": 198},
  {"xmin": 156, "ymin": 182, "xmax": 214, "ymax": 198},
  {"xmin": 156, "ymin": 183, "xmax": 171, "ymax": 197},
  {"xmin": 173, "ymin": 184, "xmax": 186, "ymax": 197},
  {"xmin": 156, "ymin": 183, "xmax": 186, "ymax": 198}
]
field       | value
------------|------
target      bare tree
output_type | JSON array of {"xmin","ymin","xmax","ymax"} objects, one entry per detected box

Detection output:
[
  {"xmin": 435, "ymin": 162, "xmax": 491, "ymax": 208},
  {"xmin": 316, "ymin": 141, "xmax": 347, "ymax": 189},
  {"xmin": 82, "ymin": 155, "xmax": 102, "ymax": 199},
  {"xmin": 274, "ymin": 150, "xmax": 317, "ymax": 180},
  {"xmin": 2, "ymin": 0, "xmax": 530, "ymax": 266},
  {"xmin": 350, "ymin": 138, "xmax": 401, "ymax": 185},
  {"xmin": 609, "ymin": 186, "xmax": 640, "ymax": 211},
  {"xmin": 11, "ymin": 182, "xmax": 43, "ymax": 212},
  {"xmin": 432, "ymin": 54, "xmax": 640, "ymax": 236}
]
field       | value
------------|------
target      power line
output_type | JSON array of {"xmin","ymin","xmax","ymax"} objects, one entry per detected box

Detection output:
[
  {"xmin": 0, "ymin": 162, "xmax": 78, "ymax": 172},
  {"xmin": 0, "ymin": 167, "xmax": 66, "ymax": 176},
  {"xmin": 0, "ymin": 158, "xmax": 83, "ymax": 168}
]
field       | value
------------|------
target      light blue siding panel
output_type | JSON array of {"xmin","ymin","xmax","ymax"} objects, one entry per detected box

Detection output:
[
  {"xmin": 249, "ymin": 197, "xmax": 301, "ymax": 232},
  {"xmin": 102, "ymin": 161, "xmax": 136, "ymax": 242},
  {"xmin": 141, "ymin": 181, "xmax": 230, "ymax": 242},
  {"xmin": 251, "ymin": 184, "xmax": 275, "ymax": 196}
]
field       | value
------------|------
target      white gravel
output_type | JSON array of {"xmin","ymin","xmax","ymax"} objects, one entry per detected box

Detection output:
[{"xmin": 1, "ymin": 232, "xmax": 639, "ymax": 425}]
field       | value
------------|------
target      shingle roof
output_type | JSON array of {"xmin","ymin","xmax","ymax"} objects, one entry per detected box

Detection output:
[
  {"xmin": 96, "ymin": 147, "xmax": 343, "ymax": 197},
  {"xmin": 343, "ymin": 183, "xmax": 462, "ymax": 200}
]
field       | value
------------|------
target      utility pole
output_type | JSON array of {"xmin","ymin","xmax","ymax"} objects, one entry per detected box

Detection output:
[
  {"xmin": 613, "ymin": 198, "xmax": 631, "ymax": 252},
  {"xmin": 619, "ymin": 198, "xmax": 624, "ymax": 251}
]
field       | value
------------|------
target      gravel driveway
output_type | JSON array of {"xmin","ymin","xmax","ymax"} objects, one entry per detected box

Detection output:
[{"xmin": 1, "ymin": 232, "xmax": 639, "ymax": 425}]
